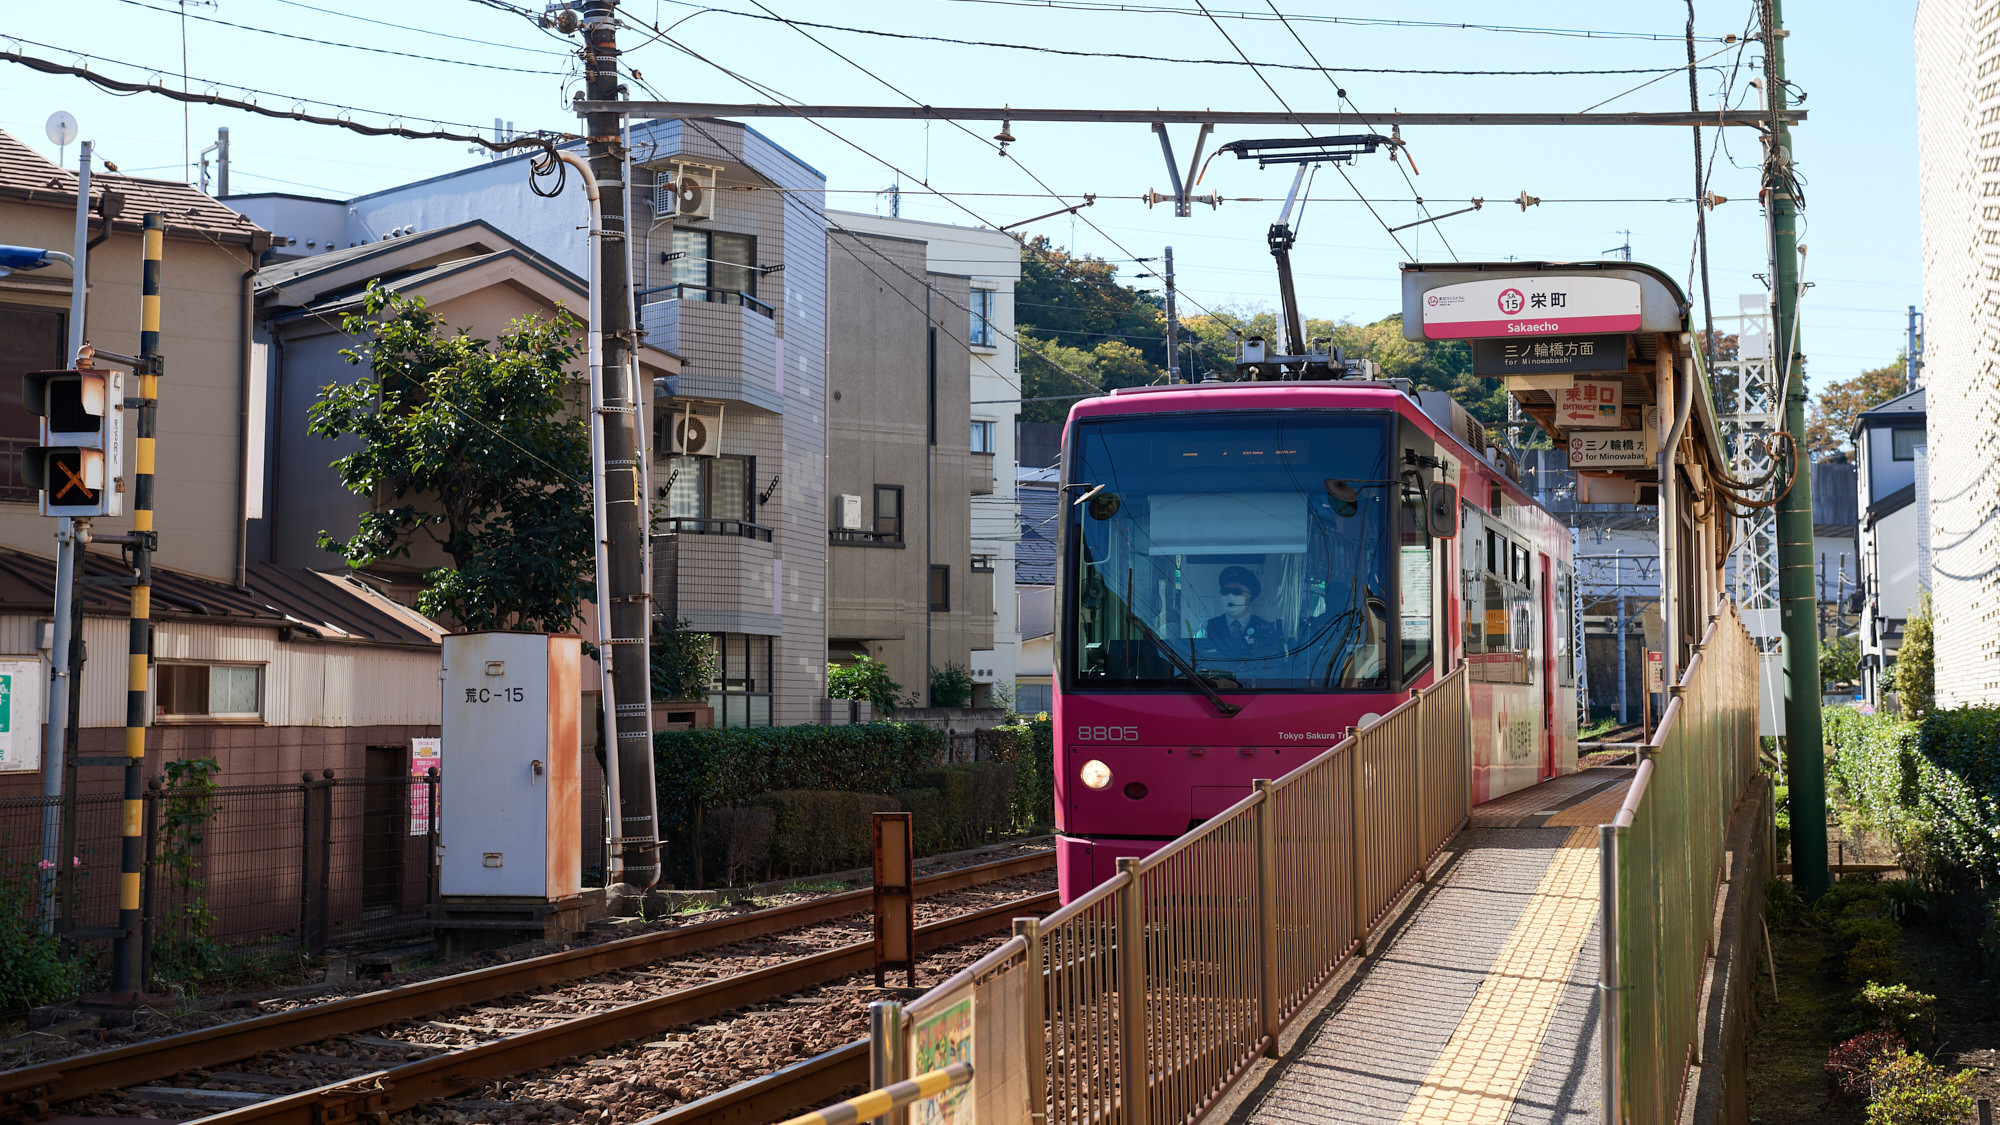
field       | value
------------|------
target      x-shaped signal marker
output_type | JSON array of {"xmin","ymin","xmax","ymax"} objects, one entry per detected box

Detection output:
[{"xmin": 53, "ymin": 460, "xmax": 91, "ymax": 500}]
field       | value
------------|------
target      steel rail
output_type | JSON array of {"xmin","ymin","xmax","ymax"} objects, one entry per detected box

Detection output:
[
  {"xmin": 0, "ymin": 851, "xmax": 1051, "ymax": 1115},
  {"xmin": 190, "ymin": 892, "xmax": 1058, "ymax": 1125},
  {"xmin": 579, "ymin": 101, "xmax": 1801, "ymax": 127},
  {"xmin": 633, "ymin": 1040, "xmax": 872, "ymax": 1125}
]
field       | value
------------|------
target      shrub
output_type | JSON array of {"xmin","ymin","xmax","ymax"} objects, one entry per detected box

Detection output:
[
  {"xmin": 1822, "ymin": 634, "xmax": 1861, "ymax": 692},
  {"xmin": 1827, "ymin": 1030, "xmax": 1906, "ymax": 1102},
  {"xmin": 828, "ymin": 656, "xmax": 905, "ymax": 716},
  {"xmin": 982, "ymin": 716, "xmax": 1055, "ymax": 831},
  {"xmin": 912, "ymin": 762, "xmax": 1018, "ymax": 850},
  {"xmin": 929, "ymin": 662, "xmax": 975, "ymax": 709},
  {"xmin": 1889, "ymin": 594, "xmax": 1935, "ymax": 717},
  {"xmin": 753, "ymin": 791, "xmax": 896, "ymax": 874},
  {"xmin": 1859, "ymin": 982, "xmax": 1938, "ymax": 1048},
  {"xmin": 1773, "ymin": 781, "xmax": 1792, "ymax": 863},
  {"xmin": 0, "ymin": 851, "xmax": 82, "ymax": 1011},
  {"xmin": 1864, "ymin": 1048, "xmax": 1974, "ymax": 1125},
  {"xmin": 1828, "ymin": 705, "xmax": 2000, "ymax": 879},
  {"xmin": 700, "ymin": 806, "xmax": 774, "ymax": 886},
  {"xmin": 652, "ymin": 619, "xmax": 718, "ymax": 702}
]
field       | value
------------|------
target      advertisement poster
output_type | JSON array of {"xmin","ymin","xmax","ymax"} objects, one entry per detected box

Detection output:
[
  {"xmin": 911, "ymin": 995, "xmax": 975, "ymax": 1125},
  {"xmin": 0, "ymin": 659, "xmax": 45, "ymax": 773},
  {"xmin": 410, "ymin": 737, "xmax": 441, "ymax": 835}
]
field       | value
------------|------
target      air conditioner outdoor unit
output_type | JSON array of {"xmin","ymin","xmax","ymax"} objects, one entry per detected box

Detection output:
[
  {"xmin": 653, "ymin": 161, "xmax": 720, "ymax": 222},
  {"xmin": 668, "ymin": 403, "xmax": 723, "ymax": 456},
  {"xmin": 837, "ymin": 493, "xmax": 864, "ymax": 530}
]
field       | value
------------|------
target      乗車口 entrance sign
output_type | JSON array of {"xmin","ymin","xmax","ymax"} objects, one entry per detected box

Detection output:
[{"xmin": 1419, "ymin": 275, "xmax": 1642, "ymax": 340}]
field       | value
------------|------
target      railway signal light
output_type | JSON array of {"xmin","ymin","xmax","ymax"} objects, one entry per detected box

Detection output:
[{"xmin": 21, "ymin": 365, "xmax": 124, "ymax": 517}]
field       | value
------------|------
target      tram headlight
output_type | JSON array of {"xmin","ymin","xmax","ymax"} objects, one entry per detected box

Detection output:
[{"xmin": 1080, "ymin": 759, "xmax": 1113, "ymax": 790}]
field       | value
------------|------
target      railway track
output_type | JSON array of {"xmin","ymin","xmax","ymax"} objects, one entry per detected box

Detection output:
[{"xmin": 2, "ymin": 851, "xmax": 1053, "ymax": 1122}]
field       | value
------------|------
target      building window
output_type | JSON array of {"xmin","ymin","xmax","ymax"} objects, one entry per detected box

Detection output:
[
  {"xmin": 875, "ymin": 484, "xmax": 904, "ymax": 541},
  {"xmin": 969, "ymin": 288, "xmax": 996, "ymax": 348},
  {"xmin": 708, "ymin": 633, "xmax": 773, "ymax": 728},
  {"xmin": 157, "ymin": 663, "xmax": 262, "ymax": 720},
  {"xmin": 0, "ymin": 305, "xmax": 65, "ymax": 504},
  {"xmin": 929, "ymin": 565, "xmax": 951, "ymax": 612},
  {"xmin": 660, "ymin": 455, "xmax": 757, "ymax": 535},
  {"xmin": 971, "ymin": 555, "xmax": 996, "ymax": 573},
  {"xmin": 1891, "ymin": 428, "xmax": 1925, "ymax": 461},
  {"xmin": 970, "ymin": 419, "xmax": 995, "ymax": 454},
  {"xmin": 667, "ymin": 228, "xmax": 761, "ymax": 309}
]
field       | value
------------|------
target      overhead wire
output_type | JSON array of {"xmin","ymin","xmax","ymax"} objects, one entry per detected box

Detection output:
[
  {"xmin": 722, "ymin": 0, "xmax": 1240, "ymax": 326},
  {"xmin": 1259, "ymin": 0, "xmax": 1455, "ymax": 261},
  {"xmin": 647, "ymin": 3, "xmax": 1708, "ymax": 76},
  {"xmin": 267, "ymin": 0, "xmax": 572, "ymax": 55},
  {"xmin": 0, "ymin": 43, "xmax": 570, "ymax": 152},
  {"xmin": 1191, "ymin": 0, "xmax": 1413, "ymax": 259},
  {"xmin": 925, "ymin": 0, "xmax": 1735, "ymax": 42},
  {"xmin": 107, "ymin": 0, "xmax": 568, "ymax": 75}
]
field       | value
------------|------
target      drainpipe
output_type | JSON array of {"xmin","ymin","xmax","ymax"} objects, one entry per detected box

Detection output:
[
  {"xmin": 554, "ymin": 149, "xmax": 624, "ymax": 888},
  {"xmin": 1657, "ymin": 355, "xmax": 1695, "ymax": 691},
  {"xmin": 236, "ymin": 266, "xmax": 255, "ymax": 588}
]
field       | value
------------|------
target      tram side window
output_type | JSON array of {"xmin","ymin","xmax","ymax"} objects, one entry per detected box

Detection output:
[
  {"xmin": 1474, "ymin": 534, "xmax": 1534, "ymax": 685},
  {"xmin": 1555, "ymin": 563, "xmax": 1576, "ymax": 688},
  {"xmin": 1398, "ymin": 481, "xmax": 1433, "ymax": 681}
]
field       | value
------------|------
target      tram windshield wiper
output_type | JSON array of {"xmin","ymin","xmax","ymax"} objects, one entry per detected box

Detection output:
[{"xmin": 1126, "ymin": 612, "xmax": 1242, "ymax": 718}]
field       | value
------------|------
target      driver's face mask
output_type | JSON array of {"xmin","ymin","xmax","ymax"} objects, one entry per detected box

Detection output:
[{"xmin": 1220, "ymin": 590, "xmax": 1250, "ymax": 613}]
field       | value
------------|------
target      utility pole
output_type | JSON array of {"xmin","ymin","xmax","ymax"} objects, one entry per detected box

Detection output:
[
  {"xmin": 1906, "ymin": 305, "xmax": 1924, "ymax": 392},
  {"xmin": 1163, "ymin": 246, "xmax": 1180, "ymax": 383},
  {"xmin": 1766, "ymin": 0, "xmax": 1829, "ymax": 897},
  {"xmin": 578, "ymin": 0, "xmax": 660, "ymax": 894}
]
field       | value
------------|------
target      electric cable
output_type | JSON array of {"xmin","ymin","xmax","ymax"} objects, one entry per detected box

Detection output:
[
  {"xmin": 0, "ymin": 41, "xmax": 570, "ymax": 152},
  {"xmin": 927, "ymin": 0, "xmax": 1735, "ymax": 42},
  {"xmin": 647, "ymin": 2, "xmax": 1708, "ymax": 76},
  {"xmin": 107, "ymin": 0, "xmax": 568, "ymax": 74},
  {"xmin": 267, "ymin": 0, "xmax": 572, "ymax": 55},
  {"xmin": 1191, "ymin": 0, "xmax": 1413, "ymax": 259}
]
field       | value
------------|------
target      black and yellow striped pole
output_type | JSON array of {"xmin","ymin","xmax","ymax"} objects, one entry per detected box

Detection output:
[
  {"xmin": 775, "ymin": 1063, "xmax": 973, "ymax": 1125},
  {"xmin": 109, "ymin": 213, "xmax": 162, "ymax": 997}
]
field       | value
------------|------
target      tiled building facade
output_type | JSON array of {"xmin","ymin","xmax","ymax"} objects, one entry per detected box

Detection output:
[{"xmin": 1916, "ymin": 0, "xmax": 2000, "ymax": 705}]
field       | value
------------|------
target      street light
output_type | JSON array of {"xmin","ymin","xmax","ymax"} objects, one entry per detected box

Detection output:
[{"xmin": 0, "ymin": 245, "xmax": 75, "ymax": 277}]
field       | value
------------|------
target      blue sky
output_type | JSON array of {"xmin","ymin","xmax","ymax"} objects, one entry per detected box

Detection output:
[{"xmin": 0, "ymin": 0, "xmax": 1920, "ymax": 386}]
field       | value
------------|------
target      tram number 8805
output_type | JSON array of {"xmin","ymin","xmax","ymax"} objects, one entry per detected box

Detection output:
[{"xmin": 1077, "ymin": 726, "xmax": 1141, "ymax": 742}]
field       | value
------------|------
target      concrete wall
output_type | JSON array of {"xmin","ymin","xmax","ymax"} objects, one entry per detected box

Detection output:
[
  {"xmin": 826, "ymin": 229, "xmax": 979, "ymax": 703},
  {"xmin": 1916, "ymin": 0, "xmax": 2000, "ymax": 705},
  {"xmin": 0, "ymin": 202, "xmax": 253, "ymax": 583}
]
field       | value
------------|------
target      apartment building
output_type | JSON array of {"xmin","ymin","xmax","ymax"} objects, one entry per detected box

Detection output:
[
  {"xmin": 1916, "ymin": 0, "xmax": 2000, "ymax": 705},
  {"xmin": 828, "ymin": 211, "xmax": 1022, "ymax": 705},
  {"xmin": 234, "ymin": 119, "xmax": 832, "ymax": 726},
  {"xmin": 823, "ymin": 228, "xmax": 990, "ymax": 702},
  {"xmin": 1853, "ymin": 389, "xmax": 1928, "ymax": 704}
]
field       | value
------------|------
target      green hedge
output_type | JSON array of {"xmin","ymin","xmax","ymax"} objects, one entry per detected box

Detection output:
[
  {"xmin": 976, "ymin": 717, "xmax": 1055, "ymax": 830},
  {"xmin": 655, "ymin": 721, "xmax": 945, "ymax": 833},
  {"xmin": 1827, "ymin": 706, "xmax": 2000, "ymax": 877}
]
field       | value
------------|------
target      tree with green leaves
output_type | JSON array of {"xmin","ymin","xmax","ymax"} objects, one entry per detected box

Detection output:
[
  {"xmin": 310, "ymin": 281, "xmax": 594, "ymax": 634},
  {"xmin": 1807, "ymin": 359, "xmax": 1909, "ymax": 457},
  {"xmin": 1890, "ymin": 592, "xmax": 1935, "ymax": 716}
]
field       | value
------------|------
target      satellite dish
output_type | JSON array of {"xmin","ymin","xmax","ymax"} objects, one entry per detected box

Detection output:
[{"xmin": 46, "ymin": 111, "xmax": 78, "ymax": 147}]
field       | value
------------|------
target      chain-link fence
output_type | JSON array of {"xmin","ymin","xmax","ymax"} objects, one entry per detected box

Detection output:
[{"xmin": 0, "ymin": 773, "xmax": 441, "ymax": 974}]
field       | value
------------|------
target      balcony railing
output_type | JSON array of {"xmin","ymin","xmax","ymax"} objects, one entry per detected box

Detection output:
[
  {"xmin": 657, "ymin": 517, "xmax": 773, "ymax": 542},
  {"xmin": 636, "ymin": 283, "xmax": 774, "ymax": 318},
  {"xmin": 830, "ymin": 528, "xmax": 901, "ymax": 546}
]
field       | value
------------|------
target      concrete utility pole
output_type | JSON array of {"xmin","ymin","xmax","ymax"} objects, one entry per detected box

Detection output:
[
  {"xmin": 579, "ymin": 0, "xmax": 660, "ymax": 893},
  {"xmin": 1766, "ymin": 0, "xmax": 1829, "ymax": 897},
  {"xmin": 1163, "ymin": 246, "xmax": 1180, "ymax": 382},
  {"xmin": 1906, "ymin": 305, "xmax": 1923, "ymax": 392}
]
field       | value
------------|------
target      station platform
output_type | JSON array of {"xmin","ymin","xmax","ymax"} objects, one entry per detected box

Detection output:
[{"xmin": 1220, "ymin": 766, "xmax": 1637, "ymax": 1125}]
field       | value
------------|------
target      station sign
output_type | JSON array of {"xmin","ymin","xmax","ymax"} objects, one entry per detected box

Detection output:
[
  {"xmin": 1553, "ymin": 378, "xmax": 1625, "ymax": 429},
  {"xmin": 1472, "ymin": 335, "xmax": 1627, "ymax": 377},
  {"xmin": 1420, "ymin": 276, "xmax": 1642, "ymax": 340},
  {"xmin": 1567, "ymin": 430, "xmax": 1650, "ymax": 469}
]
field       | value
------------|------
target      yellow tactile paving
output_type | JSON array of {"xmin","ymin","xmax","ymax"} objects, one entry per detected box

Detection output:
[
  {"xmin": 1392, "ymin": 827, "xmax": 1602, "ymax": 1124},
  {"xmin": 1545, "ymin": 780, "xmax": 1633, "ymax": 827}
]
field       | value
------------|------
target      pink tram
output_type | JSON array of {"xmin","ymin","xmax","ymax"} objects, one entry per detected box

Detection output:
[{"xmin": 1053, "ymin": 379, "xmax": 1577, "ymax": 899}]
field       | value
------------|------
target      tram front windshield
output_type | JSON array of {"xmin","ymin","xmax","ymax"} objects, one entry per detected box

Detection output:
[{"xmin": 1065, "ymin": 412, "xmax": 1395, "ymax": 693}]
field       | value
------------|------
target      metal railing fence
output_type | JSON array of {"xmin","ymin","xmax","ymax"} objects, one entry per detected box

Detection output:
[
  {"xmin": 1599, "ymin": 601, "xmax": 1759, "ymax": 1125},
  {"xmin": 873, "ymin": 664, "xmax": 1472, "ymax": 1125}
]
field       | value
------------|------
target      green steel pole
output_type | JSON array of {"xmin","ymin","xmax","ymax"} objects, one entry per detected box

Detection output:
[{"xmin": 1766, "ymin": 0, "xmax": 1828, "ymax": 897}]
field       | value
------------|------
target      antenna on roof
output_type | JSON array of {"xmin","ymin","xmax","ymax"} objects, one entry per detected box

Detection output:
[{"xmin": 46, "ymin": 111, "xmax": 77, "ymax": 170}]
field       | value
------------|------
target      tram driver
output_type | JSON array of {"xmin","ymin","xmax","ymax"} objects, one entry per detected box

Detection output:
[{"xmin": 1198, "ymin": 566, "xmax": 1284, "ymax": 657}]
